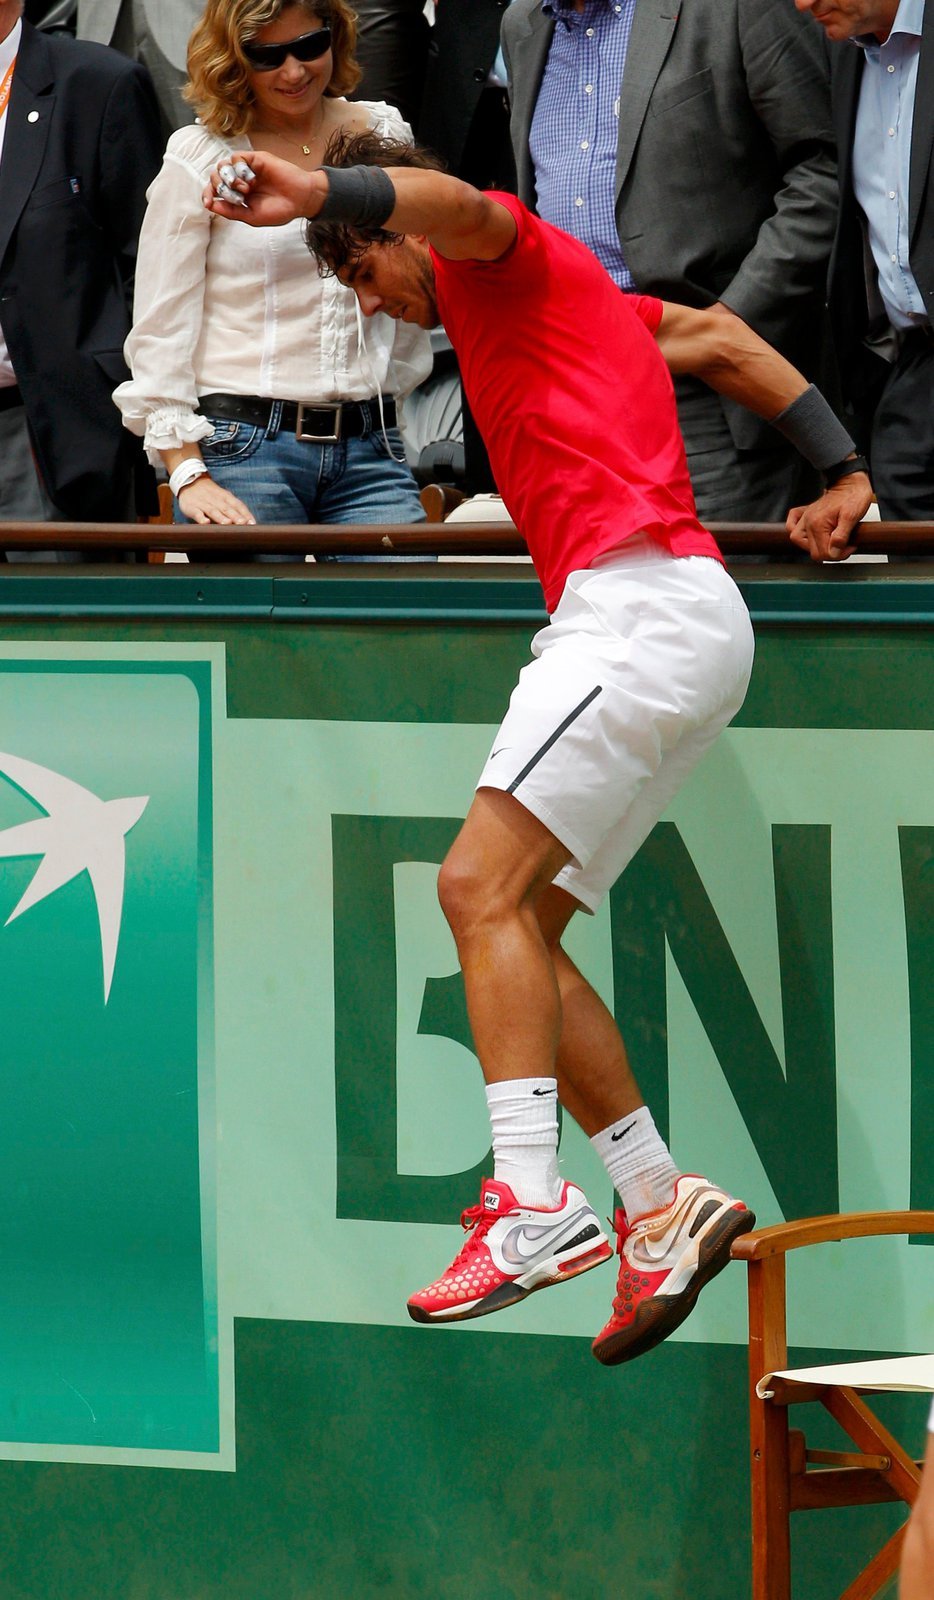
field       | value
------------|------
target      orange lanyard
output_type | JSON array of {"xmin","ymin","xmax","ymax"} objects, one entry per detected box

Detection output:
[{"xmin": 0, "ymin": 57, "xmax": 16, "ymax": 121}]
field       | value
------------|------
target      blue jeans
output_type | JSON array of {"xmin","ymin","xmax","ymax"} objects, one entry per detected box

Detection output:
[{"xmin": 176, "ymin": 404, "xmax": 431, "ymax": 562}]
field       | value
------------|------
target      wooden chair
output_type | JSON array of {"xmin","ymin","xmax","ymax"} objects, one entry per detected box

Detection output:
[
  {"xmin": 732, "ymin": 1212, "xmax": 934, "ymax": 1600},
  {"xmin": 418, "ymin": 482, "xmax": 465, "ymax": 522},
  {"xmin": 144, "ymin": 481, "xmax": 174, "ymax": 562}
]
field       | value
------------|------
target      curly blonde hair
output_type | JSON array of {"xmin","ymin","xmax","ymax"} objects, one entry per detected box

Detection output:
[{"xmin": 186, "ymin": 0, "xmax": 361, "ymax": 139}]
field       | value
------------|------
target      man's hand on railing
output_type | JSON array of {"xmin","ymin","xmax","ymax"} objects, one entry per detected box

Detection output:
[{"xmin": 785, "ymin": 471, "xmax": 873, "ymax": 562}]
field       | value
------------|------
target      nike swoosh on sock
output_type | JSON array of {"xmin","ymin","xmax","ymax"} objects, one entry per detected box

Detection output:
[{"xmin": 611, "ymin": 1119, "xmax": 638, "ymax": 1142}]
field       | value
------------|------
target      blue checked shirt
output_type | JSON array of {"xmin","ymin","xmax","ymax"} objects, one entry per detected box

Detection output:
[
  {"xmin": 529, "ymin": 0, "xmax": 636, "ymax": 290},
  {"xmin": 852, "ymin": 0, "xmax": 927, "ymax": 330}
]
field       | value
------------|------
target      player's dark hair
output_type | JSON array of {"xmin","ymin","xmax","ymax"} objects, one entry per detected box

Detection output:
[{"xmin": 305, "ymin": 129, "xmax": 445, "ymax": 277}]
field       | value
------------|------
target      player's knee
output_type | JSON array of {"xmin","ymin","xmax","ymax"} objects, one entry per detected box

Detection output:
[
  {"xmin": 437, "ymin": 852, "xmax": 502, "ymax": 940},
  {"xmin": 437, "ymin": 853, "xmax": 478, "ymax": 935}
]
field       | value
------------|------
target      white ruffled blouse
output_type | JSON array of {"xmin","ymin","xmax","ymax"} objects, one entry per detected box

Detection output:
[{"xmin": 115, "ymin": 103, "xmax": 433, "ymax": 462}]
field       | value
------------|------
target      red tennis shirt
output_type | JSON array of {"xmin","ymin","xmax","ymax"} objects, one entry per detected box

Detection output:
[{"xmin": 430, "ymin": 193, "xmax": 722, "ymax": 613}]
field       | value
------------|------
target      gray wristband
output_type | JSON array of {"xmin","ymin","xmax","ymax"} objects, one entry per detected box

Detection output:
[
  {"xmin": 317, "ymin": 166, "xmax": 396, "ymax": 229},
  {"xmin": 771, "ymin": 384, "xmax": 857, "ymax": 472}
]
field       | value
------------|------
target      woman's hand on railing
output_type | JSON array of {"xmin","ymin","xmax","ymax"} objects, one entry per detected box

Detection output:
[
  {"xmin": 785, "ymin": 471, "xmax": 873, "ymax": 562},
  {"xmin": 177, "ymin": 477, "xmax": 257, "ymax": 526}
]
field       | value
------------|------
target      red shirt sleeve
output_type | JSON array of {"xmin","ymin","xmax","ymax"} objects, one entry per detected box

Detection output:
[{"xmin": 629, "ymin": 294, "xmax": 664, "ymax": 335}]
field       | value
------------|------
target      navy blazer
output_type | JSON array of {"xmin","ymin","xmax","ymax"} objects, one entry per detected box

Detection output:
[{"xmin": 0, "ymin": 22, "xmax": 162, "ymax": 518}]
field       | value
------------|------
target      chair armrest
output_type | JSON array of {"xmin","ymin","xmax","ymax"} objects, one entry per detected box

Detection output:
[
  {"xmin": 419, "ymin": 483, "xmax": 465, "ymax": 523},
  {"xmin": 732, "ymin": 1210, "xmax": 934, "ymax": 1261}
]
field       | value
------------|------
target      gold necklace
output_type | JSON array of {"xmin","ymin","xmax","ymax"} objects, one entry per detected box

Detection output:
[{"xmin": 253, "ymin": 118, "xmax": 323, "ymax": 158}]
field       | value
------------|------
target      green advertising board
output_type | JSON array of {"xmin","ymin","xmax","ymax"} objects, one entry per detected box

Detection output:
[{"xmin": 0, "ymin": 566, "xmax": 929, "ymax": 1599}]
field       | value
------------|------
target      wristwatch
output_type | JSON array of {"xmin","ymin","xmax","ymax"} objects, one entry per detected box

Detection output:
[{"xmin": 823, "ymin": 453, "xmax": 870, "ymax": 488}]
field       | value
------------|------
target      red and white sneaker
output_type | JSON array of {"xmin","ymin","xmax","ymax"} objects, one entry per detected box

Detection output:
[
  {"xmin": 407, "ymin": 1177, "xmax": 613, "ymax": 1324},
  {"xmin": 591, "ymin": 1174, "xmax": 755, "ymax": 1366}
]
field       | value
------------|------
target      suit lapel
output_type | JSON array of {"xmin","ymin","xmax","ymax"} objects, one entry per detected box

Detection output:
[
  {"xmin": 909, "ymin": 7, "xmax": 933, "ymax": 245},
  {"xmin": 0, "ymin": 25, "xmax": 54, "ymax": 270},
  {"xmin": 615, "ymin": 0, "xmax": 681, "ymax": 197},
  {"xmin": 508, "ymin": 4, "xmax": 554, "ymax": 140},
  {"xmin": 508, "ymin": 3, "xmax": 555, "ymax": 201},
  {"xmin": 830, "ymin": 39, "xmax": 863, "ymax": 210}
]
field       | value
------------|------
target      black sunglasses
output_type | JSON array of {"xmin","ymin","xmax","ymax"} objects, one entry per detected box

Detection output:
[{"xmin": 243, "ymin": 26, "xmax": 332, "ymax": 71}]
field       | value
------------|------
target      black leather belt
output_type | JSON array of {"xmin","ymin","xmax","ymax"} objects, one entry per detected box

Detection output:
[
  {"xmin": 197, "ymin": 392, "xmax": 396, "ymax": 442},
  {"xmin": 0, "ymin": 384, "xmax": 22, "ymax": 414}
]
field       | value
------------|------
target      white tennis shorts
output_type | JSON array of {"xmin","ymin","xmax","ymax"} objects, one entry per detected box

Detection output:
[{"xmin": 476, "ymin": 539, "xmax": 755, "ymax": 911}]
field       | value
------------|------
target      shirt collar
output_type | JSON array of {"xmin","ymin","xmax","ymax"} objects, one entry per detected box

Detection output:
[
  {"xmin": 852, "ymin": 0, "xmax": 924, "ymax": 49},
  {"xmin": 0, "ymin": 17, "xmax": 22, "ymax": 79},
  {"xmin": 543, "ymin": 0, "xmax": 621, "ymax": 25}
]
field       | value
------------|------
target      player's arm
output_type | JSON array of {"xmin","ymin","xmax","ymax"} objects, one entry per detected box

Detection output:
[
  {"xmin": 203, "ymin": 150, "xmax": 517, "ymax": 261},
  {"xmin": 359, "ymin": 166, "xmax": 517, "ymax": 261},
  {"xmin": 655, "ymin": 300, "xmax": 808, "ymax": 416},
  {"xmin": 900, "ymin": 1428, "xmax": 934, "ymax": 1599},
  {"xmin": 654, "ymin": 300, "xmax": 871, "ymax": 562}
]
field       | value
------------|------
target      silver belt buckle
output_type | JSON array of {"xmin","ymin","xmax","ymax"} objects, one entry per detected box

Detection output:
[{"xmin": 295, "ymin": 402, "xmax": 341, "ymax": 443}]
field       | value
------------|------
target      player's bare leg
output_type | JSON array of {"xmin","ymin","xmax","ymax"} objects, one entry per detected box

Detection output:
[
  {"xmin": 407, "ymin": 788, "xmax": 613, "ymax": 1324},
  {"xmin": 407, "ymin": 788, "xmax": 753, "ymax": 1349},
  {"xmin": 534, "ymin": 882, "xmax": 754, "ymax": 1364},
  {"xmin": 536, "ymin": 883, "xmax": 644, "ymax": 1135},
  {"xmin": 436, "ymin": 787, "xmax": 571, "ymax": 1083}
]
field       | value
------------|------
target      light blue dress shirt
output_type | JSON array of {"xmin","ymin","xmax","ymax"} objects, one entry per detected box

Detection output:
[
  {"xmin": 852, "ymin": 0, "xmax": 928, "ymax": 329},
  {"xmin": 528, "ymin": 0, "xmax": 637, "ymax": 290}
]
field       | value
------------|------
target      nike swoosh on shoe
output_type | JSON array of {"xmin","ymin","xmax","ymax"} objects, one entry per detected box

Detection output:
[{"xmin": 498, "ymin": 1208, "xmax": 594, "ymax": 1268}]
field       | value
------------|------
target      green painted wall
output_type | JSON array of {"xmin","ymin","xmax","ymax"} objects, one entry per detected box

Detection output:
[
  {"xmin": 0, "ymin": 569, "xmax": 930, "ymax": 1598},
  {"xmin": 0, "ymin": 1324, "xmax": 920, "ymax": 1600}
]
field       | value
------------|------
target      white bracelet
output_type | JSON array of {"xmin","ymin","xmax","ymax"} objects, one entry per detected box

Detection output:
[{"xmin": 169, "ymin": 459, "xmax": 209, "ymax": 498}]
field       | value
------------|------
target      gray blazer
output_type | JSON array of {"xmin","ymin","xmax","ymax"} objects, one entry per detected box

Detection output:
[
  {"xmin": 502, "ymin": 0, "xmax": 838, "ymax": 446},
  {"xmin": 76, "ymin": 0, "xmax": 194, "ymax": 72}
]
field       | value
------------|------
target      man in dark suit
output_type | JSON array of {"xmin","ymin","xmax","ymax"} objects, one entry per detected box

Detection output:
[
  {"xmin": 420, "ymin": 0, "xmax": 517, "ymax": 189},
  {"xmin": 419, "ymin": 1, "xmax": 518, "ymax": 494},
  {"xmin": 502, "ymin": 0, "xmax": 839, "ymax": 525},
  {"xmin": 0, "ymin": 0, "xmax": 162, "ymax": 547},
  {"xmin": 349, "ymin": 0, "xmax": 431, "ymax": 132},
  {"xmin": 796, "ymin": 0, "xmax": 934, "ymax": 519}
]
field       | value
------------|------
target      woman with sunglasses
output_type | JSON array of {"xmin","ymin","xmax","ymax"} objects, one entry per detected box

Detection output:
[{"xmin": 115, "ymin": 0, "xmax": 431, "ymax": 548}]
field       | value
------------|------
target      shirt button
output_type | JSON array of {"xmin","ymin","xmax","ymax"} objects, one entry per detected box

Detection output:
[
  {"xmin": 575, "ymin": 197, "xmax": 584, "ymax": 207},
  {"xmin": 581, "ymin": 139, "xmax": 590, "ymax": 150},
  {"xmin": 888, "ymin": 127, "xmax": 895, "ymax": 135},
  {"xmin": 891, "ymin": 253, "xmax": 898, "ymax": 262},
  {"xmin": 887, "ymin": 62, "xmax": 895, "ymax": 71},
  {"xmin": 889, "ymin": 190, "xmax": 896, "ymax": 199},
  {"xmin": 586, "ymin": 26, "xmax": 595, "ymax": 35},
  {"xmin": 585, "ymin": 83, "xmax": 593, "ymax": 93}
]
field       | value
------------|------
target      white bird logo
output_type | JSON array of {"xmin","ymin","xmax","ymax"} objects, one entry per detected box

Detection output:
[{"xmin": 0, "ymin": 750, "xmax": 149, "ymax": 1004}]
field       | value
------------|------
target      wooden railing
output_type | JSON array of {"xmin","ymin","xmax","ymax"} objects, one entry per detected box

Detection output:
[{"xmin": 0, "ymin": 520, "xmax": 932, "ymax": 558}]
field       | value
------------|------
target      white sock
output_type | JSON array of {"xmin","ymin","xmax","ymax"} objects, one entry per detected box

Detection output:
[
  {"xmin": 485, "ymin": 1077, "xmax": 563, "ymax": 1208},
  {"xmin": 591, "ymin": 1105, "xmax": 680, "ymax": 1222}
]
